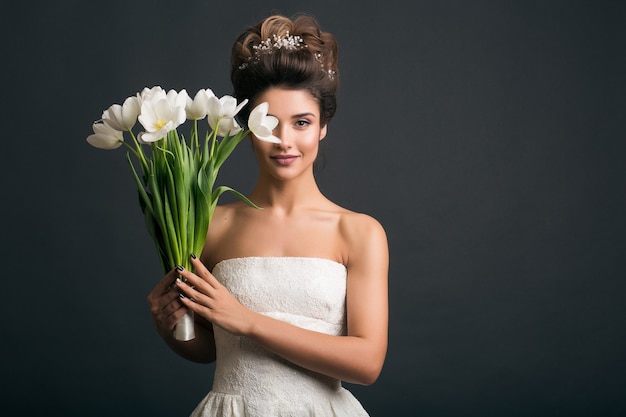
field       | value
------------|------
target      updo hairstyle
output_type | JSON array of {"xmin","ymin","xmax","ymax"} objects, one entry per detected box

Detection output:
[{"xmin": 231, "ymin": 14, "xmax": 339, "ymax": 127}]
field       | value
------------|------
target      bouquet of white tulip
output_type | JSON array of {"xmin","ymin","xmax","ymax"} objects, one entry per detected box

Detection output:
[{"xmin": 87, "ymin": 86, "xmax": 280, "ymax": 340}]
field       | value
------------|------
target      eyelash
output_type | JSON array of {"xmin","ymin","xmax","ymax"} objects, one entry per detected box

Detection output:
[{"xmin": 295, "ymin": 120, "xmax": 310, "ymax": 128}]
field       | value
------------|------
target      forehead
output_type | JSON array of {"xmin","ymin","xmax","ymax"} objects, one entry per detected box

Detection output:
[{"xmin": 256, "ymin": 88, "xmax": 320, "ymax": 116}]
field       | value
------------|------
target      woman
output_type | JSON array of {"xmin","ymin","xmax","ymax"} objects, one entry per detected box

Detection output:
[{"xmin": 147, "ymin": 14, "xmax": 388, "ymax": 416}]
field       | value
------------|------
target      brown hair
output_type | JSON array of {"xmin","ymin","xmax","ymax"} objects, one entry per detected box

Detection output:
[{"xmin": 231, "ymin": 14, "xmax": 339, "ymax": 126}]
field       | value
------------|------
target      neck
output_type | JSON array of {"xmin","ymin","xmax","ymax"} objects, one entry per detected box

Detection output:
[{"xmin": 249, "ymin": 171, "xmax": 324, "ymax": 213}]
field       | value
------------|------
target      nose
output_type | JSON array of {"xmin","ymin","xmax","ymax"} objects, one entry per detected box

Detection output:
[{"xmin": 274, "ymin": 125, "xmax": 292, "ymax": 149}]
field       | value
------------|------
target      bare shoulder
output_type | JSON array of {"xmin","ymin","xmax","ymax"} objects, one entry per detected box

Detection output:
[
  {"xmin": 211, "ymin": 201, "xmax": 242, "ymax": 223},
  {"xmin": 338, "ymin": 210, "xmax": 386, "ymax": 240},
  {"xmin": 336, "ymin": 209, "xmax": 388, "ymax": 268},
  {"xmin": 207, "ymin": 203, "xmax": 237, "ymax": 238},
  {"xmin": 203, "ymin": 201, "xmax": 248, "ymax": 265}
]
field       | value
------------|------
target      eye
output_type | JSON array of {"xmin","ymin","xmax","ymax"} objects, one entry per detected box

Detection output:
[{"xmin": 295, "ymin": 119, "xmax": 310, "ymax": 128}]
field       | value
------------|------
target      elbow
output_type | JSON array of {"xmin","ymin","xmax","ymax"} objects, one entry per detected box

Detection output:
[
  {"xmin": 353, "ymin": 359, "xmax": 384, "ymax": 386},
  {"xmin": 352, "ymin": 369, "xmax": 381, "ymax": 386},
  {"xmin": 351, "ymin": 343, "xmax": 387, "ymax": 385},
  {"xmin": 361, "ymin": 365, "xmax": 383, "ymax": 386}
]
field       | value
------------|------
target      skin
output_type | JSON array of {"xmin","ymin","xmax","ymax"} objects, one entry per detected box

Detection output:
[{"xmin": 147, "ymin": 87, "xmax": 389, "ymax": 385}]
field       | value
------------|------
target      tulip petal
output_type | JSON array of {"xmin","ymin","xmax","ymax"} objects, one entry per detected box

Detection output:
[
  {"xmin": 121, "ymin": 96, "xmax": 140, "ymax": 129},
  {"xmin": 206, "ymin": 95, "xmax": 248, "ymax": 136},
  {"xmin": 186, "ymin": 89, "xmax": 210, "ymax": 120},
  {"xmin": 248, "ymin": 102, "xmax": 281, "ymax": 143},
  {"xmin": 86, "ymin": 133, "xmax": 123, "ymax": 149},
  {"xmin": 220, "ymin": 96, "xmax": 237, "ymax": 115}
]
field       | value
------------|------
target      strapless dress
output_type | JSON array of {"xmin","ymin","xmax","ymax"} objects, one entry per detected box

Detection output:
[{"xmin": 189, "ymin": 257, "xmax": 369, "ymax": 416}]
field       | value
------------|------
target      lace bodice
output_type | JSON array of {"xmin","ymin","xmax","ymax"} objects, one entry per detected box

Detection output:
[{"xmin": 189, "ymin": 257, "xmax": 369, "ymax": 417}]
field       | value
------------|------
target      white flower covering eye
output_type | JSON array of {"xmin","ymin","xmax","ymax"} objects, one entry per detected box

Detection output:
[{"xmin": 248, "ymin": 102, "xmax": 281, "ymax": 143}]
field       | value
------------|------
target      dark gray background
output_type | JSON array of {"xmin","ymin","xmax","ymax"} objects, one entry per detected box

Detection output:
[{"xmin": 2, "ymin": 0, "xmax": 625, "ymax": 416}]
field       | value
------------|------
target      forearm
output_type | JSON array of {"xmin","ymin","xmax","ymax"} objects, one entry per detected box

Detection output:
[{"xmin": 245, "ymin": 312, "xmax": 386, "ymax": 385}]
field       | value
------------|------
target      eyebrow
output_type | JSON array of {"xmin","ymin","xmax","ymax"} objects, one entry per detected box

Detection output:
[
  {"xmin": 292, "ymin": 112, "xmax": 317, "ymax": 119},
  {"xmin": 267, "ymin": 112, "xmax": 317, "ymax": 119}
]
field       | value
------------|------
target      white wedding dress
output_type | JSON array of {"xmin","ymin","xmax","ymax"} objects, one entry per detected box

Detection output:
[{"xmin": 190, "ymin": 257, "xmax": 370, "ymax": 417}]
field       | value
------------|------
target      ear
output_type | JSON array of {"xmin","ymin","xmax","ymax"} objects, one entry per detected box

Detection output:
[{"xmin": 319, "ymin": 124, "xmax": 328, "ymax": 141}]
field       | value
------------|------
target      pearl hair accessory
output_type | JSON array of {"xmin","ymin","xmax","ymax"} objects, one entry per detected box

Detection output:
[
  {"xmin": 238, "ymin": 32, "xmax": 335, "ymax": 80},
  {"xmin": 253, "ymin": 32, "xmax": 305, "ymax": 51}
]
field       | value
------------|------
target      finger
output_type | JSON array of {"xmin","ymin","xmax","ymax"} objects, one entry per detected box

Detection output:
[
  {"xmin": 162, "ymin": 288, "xmax": 184, "ymax": 307},
  {"xmin": 190, "ymin": 254, "xmax": 220, "ymax": 288},
  {"xmin": 162, "ymin": 298, "xmax": 187, "ymax": 321},
  {"xmin": 174, "ymin": 263, "xmax": 214, "ymax": 292},
  {"xmin": 177, "ymin": 290, "xmax": 210, "ymax": 319},
  {"xmin": 166, "ymin": 307, "xmax": 189, "ymax": 329},
  {"xmin": 149, "ymin": 288, "xmax": 178, "ymax": 317},
  {"xmin": 175, "ymin": 278, "xmax": 217, "ymax": 312},
  {"xmin": 175, "ymin": 277, "xmax": 201, "ymax": 302},
  {"xmin": 174, "ymin": 265, "xmax": 202, "ymax": 288},
  {"xmin": 155, "ymin": 302, "xmax": 188, "ymax": 334},
  {"xmin": 156, "ymin": 267, "xmax": 180, "ymax": 295},
  {"xmin": 149, "ymin": 271, "xmax": 180, "ymax": 302}
]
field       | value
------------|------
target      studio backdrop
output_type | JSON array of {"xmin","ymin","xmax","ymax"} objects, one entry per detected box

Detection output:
[{"xmin": 1, "ymin": 1, "xmax": 625, "ymax": 416}]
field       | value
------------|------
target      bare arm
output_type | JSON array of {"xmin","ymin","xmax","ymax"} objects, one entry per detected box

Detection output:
[{"xmin": 176, "ymin": 215, "xmax": 388, "ymax": 384}]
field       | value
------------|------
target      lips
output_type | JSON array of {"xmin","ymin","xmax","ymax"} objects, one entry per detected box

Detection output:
[{"xmin": 271, "ymin": 155, "xmax": 298, "ymax": 166}]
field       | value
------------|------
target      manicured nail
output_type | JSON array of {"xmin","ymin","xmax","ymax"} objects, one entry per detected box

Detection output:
[
  {"xmin": 179, "ymin": 293, "xmax": 186, "ymax": 299},
  {"xmin": 190, "ymin": 253, "xmax": 197, "ymax": 259},
  {"xmin": 176, "ymin": 265, "xmax": 184, "ymax": 271}
]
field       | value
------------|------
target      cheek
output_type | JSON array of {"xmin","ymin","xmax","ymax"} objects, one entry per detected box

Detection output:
[
  {"xmin": 251, "ymin": 139, "xmax": 271, "ymax": 157},
  {"xmin": 301, "ymin": 138, "xmax": 320, "ymax": 155},
  {"xmin": 303, "ymin": 130, "xmax": 323, "ymax": 149}
]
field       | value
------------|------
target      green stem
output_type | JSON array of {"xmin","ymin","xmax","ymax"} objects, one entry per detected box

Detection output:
[
  {"xmin": 121, "ymin": 141, "xmax": 141, "ymax": 159},
  {"xmin": 210, "ymin": 120, "xmax": 219, "ymax": 158},
  {"xmin": 127, "ymin": 130, "xmax": 150, "ymax": 174},
  {"xmin": 193, "ymin": 119, "xmax": 199, "ymax": 151}
]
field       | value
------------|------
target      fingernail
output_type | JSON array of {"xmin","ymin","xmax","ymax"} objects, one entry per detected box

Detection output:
[
  {"xmin": 179, "ymin": 293, "xmax": 186, "ymax": 299},
  {"xmin": 190, "ymin": 253, "xmax": 197, "ymax": 259},
  {"xmin": 176, "ymin": 265, "xmax": 184, "ymax": 271}
]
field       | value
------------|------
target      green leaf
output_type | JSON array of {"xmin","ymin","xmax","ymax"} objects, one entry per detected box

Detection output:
[
  {"xmin": 147, "ymin": 161, "xmax": 173, "ymax": 268},
  {"xmin": 212, "ymin": 185, "xmax": 262, "ymax": 209},
  {"xmin": 163, "ymin": 188, "xmax": 181, "ymax": 268},
  {"xmin": 194, "ymin": 164, "xmax": 213, "ymax": 253},
  {"xmin": 126, "ymin": 153, "xmax": 153, "ymax": 216},
  {"xmin": 214, "ymin": 131, "xmax": 247, "ymax": 170}
]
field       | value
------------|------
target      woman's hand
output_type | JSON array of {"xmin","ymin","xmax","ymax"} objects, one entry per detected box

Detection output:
[
  {"xmin": 147, "ymin": 265, "xmax": 217, "ymax": 363},
  {"xmin": 147, "ymin": 267, "xmax": 189, "ymax": 339},
  {"xmin": 175, "ymin": 255, "xmax": 254, "ymax": 336}
]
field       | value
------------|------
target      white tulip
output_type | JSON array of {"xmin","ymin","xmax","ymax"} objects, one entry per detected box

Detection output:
[
  {"xmin": 86, "ymin": 121, "xmax": 124, "ymax": 150},
  {"xmin": 137, "ymin": 94, "xmax": 186, "ymax": 143},
  {"xmin": 206, "ymin": 94, "xmax": 247, "ymax": 136},
  {"xmin": 102, "ymin": 96, "xmax": 140, "ymax": 131},
  {"xmin": 184, "ymin": 88, "xmax": 215, "ymax": 120},
  {"xmin": 137, "ymin": 86, "xmax": 164, "ymax": 106},
  {"xmin": 247, "ymin": 102, "xmax": 281, "ymax": 143}
]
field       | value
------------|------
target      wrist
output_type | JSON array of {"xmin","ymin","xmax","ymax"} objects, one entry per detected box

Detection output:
[{"xmin": 240, "ymin": 309, "xmax": 260, "ymax": 337}]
